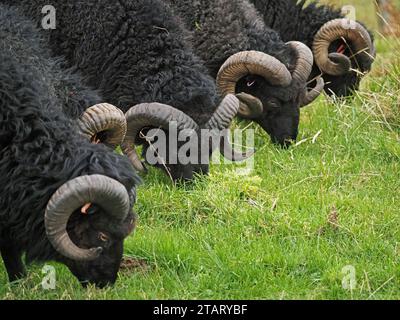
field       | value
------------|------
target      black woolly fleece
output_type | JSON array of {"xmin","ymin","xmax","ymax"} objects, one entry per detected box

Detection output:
[
  {"xmin": 7, "ymin": 0, "xmax": 224, "ymax": 126},
  {"xmin": 0, "ymin": 4, "xmax": 139, "ymax": 264}
]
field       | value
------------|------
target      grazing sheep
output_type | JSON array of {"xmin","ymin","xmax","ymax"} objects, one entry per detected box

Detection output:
[
  {"xmin": 250, "ymin": 0, "xmax": 376, "ymax": 96},
  {"xmin": 7, "ymin": 0, "xmax": 246, "ymax": 181},
  {"xmin": 165, "ymin": 0, "xmax": 324, "ymax": 147},
  {"xmin": 0, "ymin": 4, "xmax": 140, "ymax": 287}
]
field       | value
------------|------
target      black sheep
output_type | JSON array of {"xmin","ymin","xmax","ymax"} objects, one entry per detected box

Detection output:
[
  {"xmin": 7, "ymin": 0, "xmax": 247, "ymax": 181},
  {"xmin": 1, "ymin": 2, "xmax": 129, "ymax": 148},
  {"xmin": 0, "ymin": 4, "xmax": 140, "ymax": 288},
  {"xmin": 165, "ymin": 0, "xmax": 324, "ymax": 147},
  {"xmin": 250, "ymin": 0, "xmax": 375, "ymax": 97}
]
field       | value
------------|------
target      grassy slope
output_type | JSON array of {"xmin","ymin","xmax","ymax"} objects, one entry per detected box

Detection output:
[{"xmin": 1, "ymin": 1, "xmax": 399, "ymax": 300}]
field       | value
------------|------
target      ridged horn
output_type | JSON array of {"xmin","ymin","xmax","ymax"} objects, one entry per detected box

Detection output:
[
  {"xmin": 122, "ymin": 103, "xmax": 199, "ymax": 172},
  {"xmin": 301, "ymin": 77, "xmax": 325, "ymax": 107},
  {"xmin": 313, "ymin": 18, "xmax": 374, "ymax": 76},
  {"xmin": 205, "ymin": 94, "xmax": 254, "ymax": 161},
  {"xmin": 287, "ymin": 41, "xmax": 314, "ymax": 83},
  {"xmin": 45, "ymin": 175, "xmax": 130, "ymax": 261},
  {"xmin": 235, "ymin": 93, "xmax": 264, "ymax": 119},
  {"xmin": 78, "ymin": 103, "xmax": 127, "ymax": 148}
]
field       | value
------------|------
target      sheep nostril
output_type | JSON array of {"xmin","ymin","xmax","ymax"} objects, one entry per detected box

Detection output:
[{"xmin": 81, "ymin": 203, "xmax": 101, "ymax": 215}]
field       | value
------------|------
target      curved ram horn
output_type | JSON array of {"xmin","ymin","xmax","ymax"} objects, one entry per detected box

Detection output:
[
  {"xmin": 78, "ymin": 103, "xmax": 127, "ymax": 148},
  {"xmin": 122, "ymin": 103, "xmax": 199, "ymax": 172},
  {"xmin": 313, "ymin": 18, "xmax": 374, "ymax": 76},
  {"xmin": 205, "ymin": 94, "xmax": 254, "ymax": 161},
  {"xmin": 45, "ymin": 175, "xmax": 130, "ymax": 261},
  {"xmin": 287, "ymin": 41, "xmax": 324, "ymax": 107},
  {"xmin": 216, "ymin": 51, "xmax": 292, "ymax": 118},
  {"xmin": 235, "ymin": 93, "xmax": 264, "ymax": 119},
  {"xmin": 287, "ymin": 41, "xmax": 314, "ymax": 84},
  {"xmin": 301, "ymin": 77, "xmax": 325, "ymax": 107}
]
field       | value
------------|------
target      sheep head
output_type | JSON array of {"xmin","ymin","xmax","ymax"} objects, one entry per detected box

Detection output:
[
  {"xmin": 122, "ymin": 95, "xmax": 253, "ymax": 182},
  {"xmin": 45, "ymin": 175, "xmax": 136, "ymax": 288},
  {"xmin": 216, "ymin": 42, "xmax": 324, "ymax": 147}
]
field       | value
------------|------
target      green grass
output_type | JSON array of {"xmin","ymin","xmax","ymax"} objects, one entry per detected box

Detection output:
[
  {"xmin": 319, "ymin": 0, "xmax": 400, "ymax": 29},
  {"xmin": 1, "ymin": 3, "xmax": 399, "ymax": 300}
]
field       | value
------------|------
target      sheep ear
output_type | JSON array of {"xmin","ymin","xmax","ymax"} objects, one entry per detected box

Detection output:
[
  {"xmin": 81, "ymin": 203, "xmax": 91, "ymax": 215},
  {"xmin": 80, "ymin": 203, "xmax": 100, "ymax": 215}
]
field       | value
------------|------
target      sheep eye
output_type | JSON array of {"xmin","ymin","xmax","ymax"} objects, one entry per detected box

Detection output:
[{"xmin": 98, "ymin": 232, "xmax": 109, "ymax": 243}]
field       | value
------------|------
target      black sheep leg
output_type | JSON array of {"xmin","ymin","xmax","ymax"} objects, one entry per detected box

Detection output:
[{"xmin": 0, "ymin": 244, "xmax": 26, "ymax": 282}]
